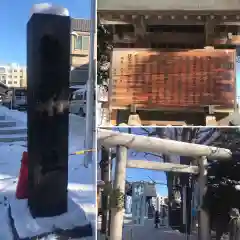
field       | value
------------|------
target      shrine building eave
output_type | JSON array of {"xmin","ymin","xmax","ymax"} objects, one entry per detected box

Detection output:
[
  {"xmin": 98, "ymin": 11, "xmax": 240, "ymax": 26},
  {"xmin": 97, "ymin": 0, "xmax": 240, "ymax": 12}
]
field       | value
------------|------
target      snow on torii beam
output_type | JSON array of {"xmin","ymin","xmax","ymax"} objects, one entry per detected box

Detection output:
[{"xmin": 98, "ymin": 129, "xmax": 232, "ymax": 160}]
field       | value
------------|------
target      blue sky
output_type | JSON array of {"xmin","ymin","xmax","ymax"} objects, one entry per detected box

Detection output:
[
  {"xmin": 0, "ymin": 0, "xmax": 90, "ymax": 65},
  {"xmin": 112, "ymin": 127, "xmax": 169, "ymax": 196},
  {"xmin": 1, "ymin": 1, "xmax": 240, "ymax": 98}
]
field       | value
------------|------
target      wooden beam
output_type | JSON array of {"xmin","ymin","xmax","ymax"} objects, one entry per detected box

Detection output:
[
  {"xmin": 98, "ymin": 129, "xmax": 232, "ymax": 160},
  {"xmin": 127, "ymin": 160, "xmax": 199, "ymax": 174},
  {"xmin": 139, "ymin": 120, "xmax": 187, "ymax": 126},
  {"xmin": 97, "ymin": 1, "xmax": 240, "ymax": 12},
  {"xmin": 113, "ymin": 32, "xmax": 204, "ymax": 44},
  {"xmin": 205, "ymin": 18, "xmax": 216, "ymax": 46}
]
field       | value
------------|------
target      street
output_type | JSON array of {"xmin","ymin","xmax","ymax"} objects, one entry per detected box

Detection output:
[
  {"xmin": 98, "ymin": 214, "xmax": 197, "ymax": 240},
  {"xmin": 122, "ymin": 219, "xmax": 197, "ymax": 240}
]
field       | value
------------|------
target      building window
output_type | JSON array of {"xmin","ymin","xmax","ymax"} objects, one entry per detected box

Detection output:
[
  {"xmin": 14, "ymin": 76, "xmax": 17, "ymax": 78},
  {"xmin": 82, "ymin": 36, "xmax": 89, "ymax": 50},
  {"xmin": 8, "ymin": 81, "xmax": 12, "ymax": 84},
  {"xmin": 14, "ymin": 69, "xmax": 17, "ymax": 72},
  {"xmin": 14, "ymin": 81, "xmax": 18, "ymax": 84},
  {"xmin": 0, "ymin": 67, "xmax": 6, "ymax": 73},
  {"xmin": 74, "ymin": 35, "xmax": 89, "ymax": 50},
  {"xmin": 74, "ymin": 36, "xmax": 82, "ymax": 49},
  {"xmin": 2, "ymin": 80, "xmax": 6, "ymax": 84},
  {"xmin": 8, "ymin": 75, "xmax": 12, "ymax": 78},
  {"xmin": 2, "ymin": 76, "xmax": 5, "ymax": 80}
]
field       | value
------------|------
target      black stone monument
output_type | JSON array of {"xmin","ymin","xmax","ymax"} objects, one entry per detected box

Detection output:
[{"xmin": 27, "ymin": 13, "xmax": 70, "ymax": 218}]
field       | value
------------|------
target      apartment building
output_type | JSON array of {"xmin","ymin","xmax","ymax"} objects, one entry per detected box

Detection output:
[
  {"xmin": 0, "ymin": 63, "xmax": 27, "ymax": 88},
  {"xmin": 152, "ymin": 195, "xmax": 169, "ymax": 211},
  {"xmin": 70, "ymin": 18, "xmax": 90, "ymax": 86}
]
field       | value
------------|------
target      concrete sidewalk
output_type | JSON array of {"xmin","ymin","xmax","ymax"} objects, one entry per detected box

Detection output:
[
  {"xmin": 122, "ymin": 219, "xmax": 197, "ymax": 240},
  {"xmin": 97, "ymin": 217, "xmax": 197, "ymax": 240}
]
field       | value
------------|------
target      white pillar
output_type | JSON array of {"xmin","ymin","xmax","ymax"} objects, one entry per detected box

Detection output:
[
  {"xmin": 109, "ymin": 146, "xmax": 128, "ymax": 240},
  {"xmin": 84, "ymin": 0, "xmax": 96, "ymax": 167}
]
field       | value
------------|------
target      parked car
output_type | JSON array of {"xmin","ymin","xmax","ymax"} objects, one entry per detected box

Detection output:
[
  {"xmin": 69, "ymin": 86, "xmax": 95, "ymax": 117},
  {"xmin": 13, "ymin": 88, "xmax": 27, "ymax": 110},
  {"xmin": 2, "ymin": 88, "xmax": 27, "ymax": 110},
  {"xmin": 2, "ymin": 90, "xmax": 13, "ymax": 108},
  {"xmin": 69, "ymin": 87, "xmax": 87, "ymax": 117}
]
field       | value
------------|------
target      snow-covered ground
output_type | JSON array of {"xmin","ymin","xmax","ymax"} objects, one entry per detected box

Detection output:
[{"xmin": 0, "ymin": 107, "xmax": 96, "ymax": 239}]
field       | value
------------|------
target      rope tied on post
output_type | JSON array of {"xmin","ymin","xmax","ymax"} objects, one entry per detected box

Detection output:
[
  {"xmin": 110, "ymin": 187, "xmax": 125, "ymax": 211},
  {"xmin": 101, "ymin": 183, "xmax": 125, "ymax": 211}
]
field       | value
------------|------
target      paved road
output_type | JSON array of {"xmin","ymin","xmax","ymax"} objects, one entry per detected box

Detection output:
[
  {"xmin": 122, "ymin": 219, "xmax": 197, "ymax": 240},
  {"xmin": 98, "ymin": 215, "xmax": 197, "ymax": 240}
]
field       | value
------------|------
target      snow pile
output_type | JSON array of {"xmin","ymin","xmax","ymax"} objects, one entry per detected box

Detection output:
[
  {"xmin": 0, "ymin": 107, "xmax": 95, "ymax": 239},
  {"xmin": 97, "ymin": 102, "xmax": 110, "ymax": 127},
  {"xmin": 9, "ymin": 196, "xmax": 91, "ymax": 239},
  {"xmin": 30, "ymin": 3, "xmax": 69, "ymax": 17},
  {"xmin": 0, "ymin": 145, "xmax": 26, "ymax": 239},
  {"xmin": 97, "ymin": 85, "xmax": 110, "ymax": 127},
  {"xmin": 69, "ymin": 113, "xmax": 85, "ymax": 153},
  {"xmin": 97, "ymin": 85, "xmax": 108, "ymax": 102},
  {"xmin": 0, "ymin": 206, "xmax": 12, "ymax": 240},
  {"xmin": 0, "ymin": 106, "xmax": 27, "ymax": 126}
]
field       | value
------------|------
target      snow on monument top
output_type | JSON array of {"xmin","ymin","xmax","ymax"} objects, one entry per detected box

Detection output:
[{"xmin": 30, "ymin": 3, "xmax": 69, "ymax": 18}]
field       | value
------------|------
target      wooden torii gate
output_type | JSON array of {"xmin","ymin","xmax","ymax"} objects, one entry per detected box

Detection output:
[{"xmin": 97, "ymin": 129, "xmax": 232, "ymax": 240}]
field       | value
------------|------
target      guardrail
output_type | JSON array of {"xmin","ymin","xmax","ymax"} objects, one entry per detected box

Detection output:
[{"xmin": 97, "ymin": 129, "xmax": 232, "ymax": 240}]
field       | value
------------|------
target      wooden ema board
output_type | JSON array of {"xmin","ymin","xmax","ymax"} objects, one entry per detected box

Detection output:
[{"xmin": 110, "ymin": 48, "xmax": 236, "ymax": 110}]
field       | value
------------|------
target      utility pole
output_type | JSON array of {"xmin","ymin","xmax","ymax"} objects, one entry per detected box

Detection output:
[
  {"xmin": 84, "ymin": 0, "xmax": 96, "ymax": 167},
  {"xmin": 100, "ymin": 147, "xmax": 111, "ymax": 237}
]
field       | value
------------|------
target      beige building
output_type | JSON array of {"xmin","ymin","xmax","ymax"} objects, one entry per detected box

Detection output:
[
  {"xmin": 20, "ymin": 66, "xmax": 27, "ymax": 87},
  {"xmin": 70, "ymin": 18, "xmax": 90, "ymax": 86},
  {"xmin": 0, "ymin": 63, "xmax": 27, "ymax": 88}
]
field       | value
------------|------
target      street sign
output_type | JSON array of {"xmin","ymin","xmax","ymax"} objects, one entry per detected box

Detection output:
[{"xmin": 132, "ymin": 182, "xmax": 146, "ymax": 226}]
